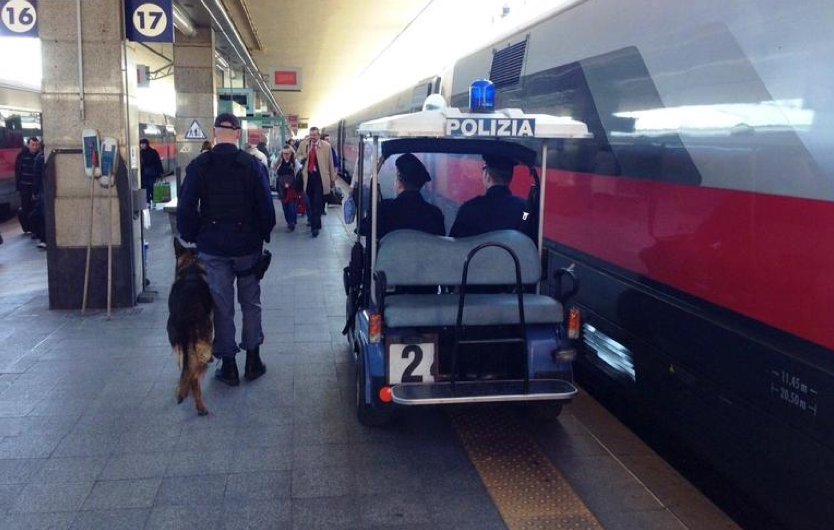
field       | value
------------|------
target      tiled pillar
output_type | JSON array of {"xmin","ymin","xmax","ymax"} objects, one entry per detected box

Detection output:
[
  {"xmin": 174, "ymin": 27, "xmax": 216, "ymax": 171},
  {"xmin": 39, "ymin": 0, "xmax": 143, "ymax": 308}
]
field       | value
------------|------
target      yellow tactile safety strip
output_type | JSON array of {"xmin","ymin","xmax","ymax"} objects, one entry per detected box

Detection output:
[{"xmin": 450, "ymin": 407, "xmax": 604, "ymax": 530}]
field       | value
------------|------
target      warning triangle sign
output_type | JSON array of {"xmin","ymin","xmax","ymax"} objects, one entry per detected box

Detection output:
[{"xmin": 185, "ymin": 119, "xmax": 207, "ymax": 140}]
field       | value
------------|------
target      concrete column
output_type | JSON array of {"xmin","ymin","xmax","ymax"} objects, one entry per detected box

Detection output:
[
  {"xmin": 175, "ymin": 27, "xmax": 216, "ymax": 170},
  {"xmin": 39, "ymin": 0, "xmax": 143, "ymax": 308}
]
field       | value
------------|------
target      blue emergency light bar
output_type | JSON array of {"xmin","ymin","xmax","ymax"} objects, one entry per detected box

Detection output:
[{"xmin": 469, "ymin": 79, "xmax": 495, "ymax": 113}]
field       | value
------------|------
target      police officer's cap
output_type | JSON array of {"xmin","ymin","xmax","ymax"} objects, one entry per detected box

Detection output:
[
  {"xmin": 483, "ymin": 154, "xmax": 516, "ymax": 173},
  {"xmin": 395, "ymin": 153, "xmax": 431, "ymax": 187},
  {"xmin": 214, "ymin": 113, "xmax": 241, "ymax": 130}
]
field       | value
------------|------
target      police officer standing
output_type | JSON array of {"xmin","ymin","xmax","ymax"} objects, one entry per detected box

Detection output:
[
  {"xmin": 449, "ymin": 154, "xmax": 526, "ymax": 238},
  {"xmin": 360, "ymin": 153, "xmax": 445, "ymax": 239},
  {"xmin": 178, "ymin": 113, "xmax": 277, "ymax": 386}
]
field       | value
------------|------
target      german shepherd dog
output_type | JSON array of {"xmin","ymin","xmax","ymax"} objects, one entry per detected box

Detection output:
[{"xmin": 167, "ymin": 238, "xmax": 214, "ymax": 415}]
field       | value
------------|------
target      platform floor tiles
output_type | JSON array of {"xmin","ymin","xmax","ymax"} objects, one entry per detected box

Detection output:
[{"xmin": 0, "ymin": 205, "xmax": 740, "ymax": 530}]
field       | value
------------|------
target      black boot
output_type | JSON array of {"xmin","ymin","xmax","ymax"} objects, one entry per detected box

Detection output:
[
  {"xmin": 244, "ymin": 347, "xmax": 267, "ymax": 381},
  {"xmin": 214, "ymin": 356, "xmax": 240, "ymax": 386}
]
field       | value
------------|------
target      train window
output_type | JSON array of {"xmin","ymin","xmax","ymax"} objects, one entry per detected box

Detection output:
[
  {"xmin": 495, "ymin": 46, "xmax": 701, "ymax": 185},
  {"xmin": 1, "ymin": 116, "xmax": 23, "ymax": 149},
  {"xmin": 409, "ymin": 83, "xmax": 432, "ymax": 112}
]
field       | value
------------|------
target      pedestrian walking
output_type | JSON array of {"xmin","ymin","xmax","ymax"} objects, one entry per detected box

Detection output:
[
  {"xmin": 274, "ymin": 146, "xmax": 302, "ymax": 231},
  {"xmin": 321, "ymin": 133, "xmax": 340, "ymax": 171},
  {"xmin": 14, "ymin": 136, "xmax": 40, "ymax": 234},
  {"xmin": 140, "ymin": 138, "xmax": 164, "ymax": 206},
  {"xmin": 177, "ymin": 113, "xmax": 277, "ymax": 385},
  {"xmin": 295, "ymin": 127, "xmax": 336, "ymax": 237}
]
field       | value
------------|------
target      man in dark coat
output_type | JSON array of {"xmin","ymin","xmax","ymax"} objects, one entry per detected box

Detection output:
[
  {"xmin": 449, "ymin": 154, "xmax": 526, "ymax": 238},
  {"xmin": 14, "ymin": 136, "xmax": 40, "ymax": 233},
  {"xmin": 178, "ymin": 113, "xmax": 277, "ymax": 386},
  {"xmin": 360, "ymin": 153, "xmax": 445, "ymax": 239},
  {"xmin": 30, "ymin": 147, "xmax": 47, "ymax": 248},
  {"xmin": 139, "ymin": 138, "xmax": 164, "ymax": 205}
]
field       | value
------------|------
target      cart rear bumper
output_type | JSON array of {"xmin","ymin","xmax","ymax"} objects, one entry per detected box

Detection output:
[{"xmin": 390, "ymin": 379, "xmax": 577, "ymax": 405}]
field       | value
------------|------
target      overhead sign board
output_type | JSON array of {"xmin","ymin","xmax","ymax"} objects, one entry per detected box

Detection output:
[
  {"xmin": 446, "ymin": 117, "xmax": 536, "ymax": 138},
  {"xmin": 270, "ymin": 68, "xmax": 302, "ymax": 91},
  {"xmin": 184, "ymin": 119, "xmax": 207, "ymax": 140},
  {"xmin": 0, "ymin": 0, "xmax": 38, "ymax": 37},
  {"xmin": 125, "ymin": 0, "xmax": 173, "ymax": 43}
]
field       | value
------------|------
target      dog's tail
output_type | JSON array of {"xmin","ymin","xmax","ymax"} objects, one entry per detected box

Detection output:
[
  {"xmin": 177, "ymin": 335, "xmax": 191, "ymax": 401},
  {"xmin": 180, "ymin": 335, "xmax": 190, "ymax": 374}
]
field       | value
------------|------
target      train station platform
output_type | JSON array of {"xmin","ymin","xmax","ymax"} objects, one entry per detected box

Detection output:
[{"xmin": 0, "ymin": 206, "xmax": 740, "ymax": 530}]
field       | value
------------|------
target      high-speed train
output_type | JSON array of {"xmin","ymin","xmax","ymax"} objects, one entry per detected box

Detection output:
[
  {"xmin": 0, "ymin": 84, "xmax": 41, "ymax": 217},
  {"xmin": 327, "ymin": 1, "xmax": 834, "ymax": 528},
  {"xmin": 0, "ymin": 85, "xmax": 176, "ymax": 217}
]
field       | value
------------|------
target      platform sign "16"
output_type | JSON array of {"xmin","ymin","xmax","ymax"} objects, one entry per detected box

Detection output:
[
  {"xmin": 125, "ymin": 0, "xmax": 173, "ymax": 43},
  {"xmin": 0, "ymin": 0, "xmax": 38, "ymax": 37}
]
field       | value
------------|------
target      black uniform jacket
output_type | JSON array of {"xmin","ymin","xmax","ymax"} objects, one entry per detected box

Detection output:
[
  {"xmin": 178, "ymin": 144, "xmax": 276, "ymax": 257},
  {"xmin": 449, "ymin": 185, "xmax": 526, "ymax": 238},
  {"xmin": 360, "ymin": 190, "xmax": 445, "ymax": 240}
]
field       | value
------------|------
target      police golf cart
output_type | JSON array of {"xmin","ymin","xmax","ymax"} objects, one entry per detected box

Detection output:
[{"xmin": 344, "ymin": 87, "xmax": 589, "ymax": 426}]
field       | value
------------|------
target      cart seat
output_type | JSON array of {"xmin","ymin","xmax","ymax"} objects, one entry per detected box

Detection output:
[
  {"xmin": 375, "ymin": 230, "xmax": 563, "ymax": 327},
  {"xmin": 384, "ymin": 293, "xmax": 562, "ymax": 327}
]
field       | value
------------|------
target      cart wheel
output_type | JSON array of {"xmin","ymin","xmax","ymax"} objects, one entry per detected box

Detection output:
[
  {"xmin": 355, "ymin": 351, "xmax": 395, "ymax": 427},
  {"xmin": 518, "ymin": 401, "xmax": 563, "ymax": 421}
]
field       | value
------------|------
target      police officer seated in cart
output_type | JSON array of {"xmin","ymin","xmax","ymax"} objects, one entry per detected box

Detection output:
[
  {"xmin": 449, "ymin": 154, "xmax": 526, "ymax": 238},
  {"xmin": 360, "ymin": 153, "xmax": 445, "ymax": 239}
]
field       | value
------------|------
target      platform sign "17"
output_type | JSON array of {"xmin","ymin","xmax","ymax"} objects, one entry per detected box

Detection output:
[
  {"xmin": 125, "ymin": 0, "xmax": 173, "ymax": 43},
  {"xmin": 0, "ymin": 0, "xmax": 38, "ymax": 37}
]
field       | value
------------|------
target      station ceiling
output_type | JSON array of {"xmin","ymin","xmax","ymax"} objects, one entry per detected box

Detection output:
[{"xmin": 230, "ymin": 0, "xmax": 431, "ymax": 125}]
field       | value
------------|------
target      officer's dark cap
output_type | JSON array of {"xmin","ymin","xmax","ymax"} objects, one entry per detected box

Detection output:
[
  {"xmin": 214, "ymin": 113, "xmax": 241, "ymax": 130},
  {"xmin": 483, "ymin": 154, "xmax": 516, "ymax": 173},
  {"xmin": 395, "ymin": 153, "xmax": 431, "ymax": 187}
]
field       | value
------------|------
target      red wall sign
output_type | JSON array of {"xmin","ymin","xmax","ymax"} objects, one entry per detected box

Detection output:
[
  {"xmin": 270, "ymin": 67, "xmax": 302, "ymax": 91},
  {"xmin": 274, "ymin": 71, "xmax": 297, "ymax": 86}
]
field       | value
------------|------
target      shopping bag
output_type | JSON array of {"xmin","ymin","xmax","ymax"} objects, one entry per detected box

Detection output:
[{"xmin": 153, "ymin": 180, "xmax": 171, "ymax": 203}]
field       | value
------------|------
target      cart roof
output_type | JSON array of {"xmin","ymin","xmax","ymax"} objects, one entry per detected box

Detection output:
[
  {"xmin": 357, "ymin": 106, "xmax": 591, "ymax": 140},
  {"xmin": 380, "ymin": 138, "xmax": 537, "ymax": 167}
]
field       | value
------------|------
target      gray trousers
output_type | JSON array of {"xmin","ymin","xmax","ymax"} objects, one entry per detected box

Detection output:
[{"xmin": 200, "ymin": 252, "xmax": 264, "ymax": 358}]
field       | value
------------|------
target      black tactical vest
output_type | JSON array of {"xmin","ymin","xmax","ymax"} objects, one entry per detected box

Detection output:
[{"xmin": 198, "ymin": 149, "xmax": 257, "ymax": 229}]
